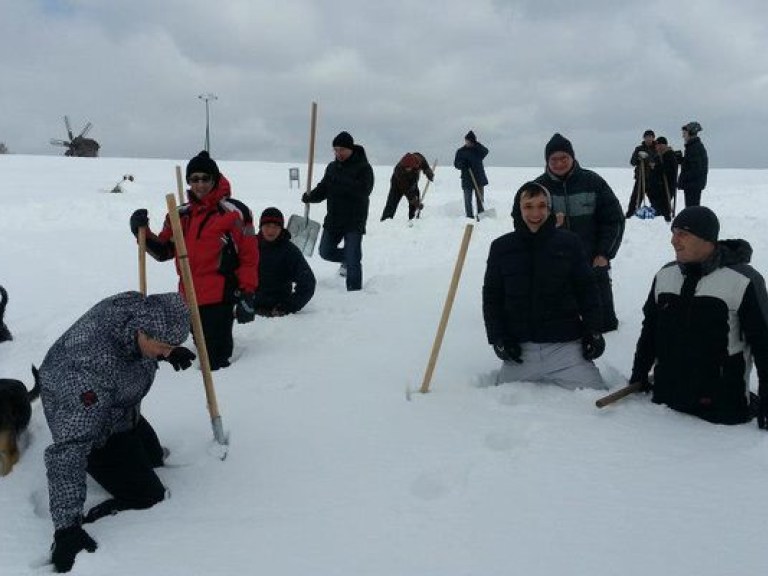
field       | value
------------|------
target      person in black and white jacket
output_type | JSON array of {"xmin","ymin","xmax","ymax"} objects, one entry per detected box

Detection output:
[
  {"xmin": 630, "ymin": 206, "xmax": 768, "ymax": 426},
  {"xmin": 39, "ymin": 291, "xmax": 195, "ymax": 572}
]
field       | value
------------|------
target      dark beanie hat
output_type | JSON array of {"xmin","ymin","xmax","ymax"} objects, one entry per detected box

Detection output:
[
  {"xmin": 643, "ymin": 129, "xmax": 655, "ymax": 138},
  {"xmin": 465, "ymin": 130, "xmax": 477, "ymax": 143},
  {"xmin": 671, "ymin": 206, "xmax": 719, "ymax": 243},
  {"xmin": 545, "ymin": 133, "xmax": 575, "ymax": 160},
  {"xmin": 656, "ymin": 136, "xmax": 668, "ymax": 145},
  {"xmin": 186, "ymin": 150, "xmax": 220, "ymax": 183},
  {"xmin": 332, "ymin": 131, "xmax": 354, "ymax": 150},
  {"xmin": 260, "ymin": 207, "xmax": 285, "ymax": 228}
]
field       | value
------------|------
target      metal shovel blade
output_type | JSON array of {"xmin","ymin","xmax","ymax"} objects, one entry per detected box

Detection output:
[
  {"xmin": 477, "ymin": 207, "xmax": 497, "ymax": 220},
  {"xmin": 287, "ymin": 214, "xmax": 321, "ymax": 257}
]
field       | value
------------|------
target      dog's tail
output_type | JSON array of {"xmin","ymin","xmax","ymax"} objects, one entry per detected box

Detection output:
[{"xmin": 28, "ymin": 365, "xmax": 41, "ymax": 403}]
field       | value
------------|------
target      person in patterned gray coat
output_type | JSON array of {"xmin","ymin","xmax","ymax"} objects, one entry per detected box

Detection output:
[{"xmin": 39, "ymin": 291, "xmax": 195, "ymax": 573}]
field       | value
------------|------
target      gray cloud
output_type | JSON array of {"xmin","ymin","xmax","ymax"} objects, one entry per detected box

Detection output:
[{"xmin": 2, "ymin": 0, "xmax": 768, "ymax": 168}]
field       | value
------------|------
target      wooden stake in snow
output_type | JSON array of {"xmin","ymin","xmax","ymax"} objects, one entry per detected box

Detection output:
[
  {"xmin": 138, "ymin": 227, "xmax": 147, "ymax": 296},
  {"xmin": 419, "ymin": 224, "xmax": 474, "ymax": 394},
  {"xmin": 175, "ymin": 165, "xmax": 185, "ymax": 205},
  {"xmin": 165, "ymin": 194, "xmax": 229, "ymax": 455}
]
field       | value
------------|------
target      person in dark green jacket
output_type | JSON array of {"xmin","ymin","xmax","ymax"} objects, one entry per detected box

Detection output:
[{"xmin": 535, "ymin": 133, "xmax": 625, "ymax": 333}]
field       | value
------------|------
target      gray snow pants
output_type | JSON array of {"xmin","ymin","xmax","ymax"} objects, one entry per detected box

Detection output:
[{"xmin": 496, "ymin": 341, "xmax": 606, "ymax": 390}]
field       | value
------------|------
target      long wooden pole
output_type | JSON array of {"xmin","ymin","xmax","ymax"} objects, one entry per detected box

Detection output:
[
  {"xmin": 416, "ymin": 158, "xmax": 438, "ymax": 219},
  {"xmin": 175, "ymin": 165, "xmax": 185, "ymax": 205},
  {"xmin": 165, "ymin": 194, "xmax": 228, "ymax": 451},
  {"xmin": 138, "ymin": 227, "xmax": 147, "ymax": 296},
  {"xmin": 303, "ymin": 101, "xmax": 318, "ymax": 222},
  {"xmin": 595, "ymin": 382, "xmax": 643, "ymax": 408},
  {"xmin": 419, "ymin": 224, "xmax": 474, "ymax": 394},
  {"xmin": 468, "ymin": 168, "xmax": 485, "ymax": 219}
]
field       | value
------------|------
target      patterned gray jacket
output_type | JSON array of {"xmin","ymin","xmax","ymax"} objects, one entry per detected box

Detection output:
[{"xmin": 39, "ymin": 292, "xmax": 190, "ymax": 530}]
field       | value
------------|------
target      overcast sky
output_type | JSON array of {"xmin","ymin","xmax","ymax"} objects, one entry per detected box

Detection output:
[{"xmin": 3, "ymin": 0, "xmax": 768, "ymax": 168}]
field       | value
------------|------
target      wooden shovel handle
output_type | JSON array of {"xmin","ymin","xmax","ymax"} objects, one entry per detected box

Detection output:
[
  {"xmin": 138, "ymin": 227, "xmax": 147, "ymax": 296},
  {"xmin": 595, "ymin": 382, "xmax": 644, "ymax": 408}
]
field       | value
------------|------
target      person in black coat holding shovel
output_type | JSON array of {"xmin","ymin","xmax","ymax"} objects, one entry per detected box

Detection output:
[
  {"xmin": 454, "ymin": 130, "xmax": 489, "ymax": 219},
  {"xmin": 482, "ymin": 181, "xmax": 606, "ymax": 390},
  {"xmin": 254, "ymin": 207, "xmax": 316, "ymax": 316},
  {"xmin": 302, "ymin": 131, "xmax": 375, "ymax": 291}
]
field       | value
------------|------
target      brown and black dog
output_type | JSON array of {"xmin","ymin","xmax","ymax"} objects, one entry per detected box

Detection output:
[
  {"xmin": 0, "ymin": 367, "xmax": 40, "ymax": 475},
  {"xmin": 0, "ymin": 285, "xmax": 12, "ymax": 343}
]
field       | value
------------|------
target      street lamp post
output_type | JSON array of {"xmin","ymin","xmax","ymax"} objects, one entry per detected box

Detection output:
[{"xmin": 198, "ymin": 93, "xmax": 218, "ymax": 153}]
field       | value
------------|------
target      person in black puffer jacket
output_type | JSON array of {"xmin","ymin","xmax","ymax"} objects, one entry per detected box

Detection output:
[
  {"xmin": 254, "ymin": 207, "xmax": 316, "ymax": 317},
  {"xmin": 482, "ymin": 181, "xmax": 606, "ymax": 390},
  {"xmin": 453, "ymin": 130, "xmax": 489, "ymax": 218},
  {"xmin": 302, "ymin": 131, "xmax": 375, "ymax": 291}
]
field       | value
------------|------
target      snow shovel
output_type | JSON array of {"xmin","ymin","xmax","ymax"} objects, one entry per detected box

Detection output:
[
  {"xmin": 287, "ymin": 101, "xmax": 321, "ymax": 257},
  {"xmin": 469, "ymin": 168, "xmax": 496, "ymax": 220},
  {"xmin": 166, "ymin": 194, "xmax": 229, "ymax": 459},
  {"xmin": 415, "ymin": 158, "xmax": 438, "ymax": 219}
]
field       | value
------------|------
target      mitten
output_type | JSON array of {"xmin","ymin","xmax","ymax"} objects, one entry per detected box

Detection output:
[
  {"xmin": 162, "ymin": 347, "xmax": 196, "ymax": 371},
  {"xmin": 493, "ymin": 339, "xmax": 522, "ymax": 364},
  {"xmin": 301, "ymin": 192, "xmax": 311, "ymax": 203},
  {"xmin": 51, "ymin": 526, "xmax": 97, "ymax": 573},
  {"xmin": 130, "ymin": 209, "xmax": 149, "ymax": 237},
  {"xmin": 581, "ymin": 332, "xmax": 606, "ymax": 360},
  {"xmin": 235, "ymin": 292, "xmax": 256, "ymax": 324}
]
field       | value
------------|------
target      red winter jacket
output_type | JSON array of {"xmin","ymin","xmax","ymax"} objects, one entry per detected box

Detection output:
[{"xmin": 147, "ymin": 175, "xmax": 259, "ymax": 306}]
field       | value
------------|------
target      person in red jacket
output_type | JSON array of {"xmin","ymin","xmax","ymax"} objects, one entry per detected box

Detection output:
[{"xmin": 129, "ymin": 151, "xmax": 258, "ymax": 370}]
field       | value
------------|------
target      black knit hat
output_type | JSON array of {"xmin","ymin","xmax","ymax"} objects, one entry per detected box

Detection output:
[
  {"xmin": 259, "ymin": 207, "xmax": 285, "ymax": 228},
  {"xmin": 465, "ymin": 130, "xmax": 477, "ymax": 143},
  {"xmin": 671, "ymin": 206, "xmax": 719, "ymax": 243},
  {"xmin": 656, "ymin": 136, "xmax": 668, "ymax": 145},
  {"xmin": 332, "ymin": 131, "xmax": 354, "ymax": 150},
  {"xmin": 186, "ymin": 150, "xmax": 220, "ymax": 184},
  {"xmin": 643, "ymin": 129, "xmax": 655, "ymax": 138},
  {"xmin": 545, "ymin": 133, "xmax": 575, "ymax": 160}
]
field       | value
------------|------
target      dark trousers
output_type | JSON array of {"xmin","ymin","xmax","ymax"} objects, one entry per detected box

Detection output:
[
  {"xmin": 86, "ymin": 416, "xmax": 165, "ymax": 510},
  {"xmin": 198, "ymin": 302, "xmax": 234, "ymax": 368},
  {"xmin": 594, "ymin": 264, "xmax": 618, "ymax": 332},
  {"xmin": 381, "ymin": 190, "xmax": 417, "ymax": 221},
  {"xmin": 463, "ymin": 187, "xmax": 485, "ymax": 218},
  {"xmin": 319, "ymin": 229, "xmax": 363, "ymax": 291},
  {"xmin": 683, "ymin": 188, "xmax": 702, "ymax": 208}
]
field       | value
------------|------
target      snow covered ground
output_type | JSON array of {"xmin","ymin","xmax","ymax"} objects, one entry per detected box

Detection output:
[{"xmin": 2, "ymin": 153, "xmax": 768, "ymax": 575}]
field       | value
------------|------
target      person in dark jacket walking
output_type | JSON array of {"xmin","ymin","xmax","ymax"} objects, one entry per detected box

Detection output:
[
  {"xmin": 483, "ymin": 181, "xmax": 606, "ymax": 390},
  {"xmin": 651, "ymin": 136, "xmax": 678, "ymax": 221},
  {"xmin": 39, "ymin": 292, "xmax": 195, "ymax": 572},
  {"xmin": 453, "ymin": 130, "xmax": 489, "ymax": 218},
  {"xmin": 535, "ymin": 133, "xmax": 625, "ymax": 333},
  {"xmin": 626, "ymin": 129, "xmax": 659, "ymax": 218},
  {"xmin": 380, "ymin": 152, "xmax": 434, "ymax": 221},
  {"xmin": 677, "ymin": 121, "xmax": 708, "ymax": 208},
  {"xmin": 630, "ymin": 206, "xmax": 768, "ymax": 426},
  {"xmin": 302, "ymin": 131, "xmax": 375, "ymax": 291},
  {"xmin": 254, "ymin": 207, "xmax": 316, "ymax": 316},
  {"xmin": 129, "ymin": 151, "xmax": 259, "ymax": 370}
]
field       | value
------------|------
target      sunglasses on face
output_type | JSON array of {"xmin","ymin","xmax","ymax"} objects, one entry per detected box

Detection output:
[{"xmin": 188, "ymin": 174, "xmax": 212, "ymax": 184}]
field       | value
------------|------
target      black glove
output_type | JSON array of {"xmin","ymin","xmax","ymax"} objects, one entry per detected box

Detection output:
[
  {"xmin": 161, "ymin": 346, "xmax": 196, "ymax": 371},
  {"xmin": 301, "ymin": 192, "xmax": 311, "ymax": 203},
  {"xmin": 758, "ymin": 395, "xmax": 768, "ymax": 430},
  {"xmin": 235, "ymin": 291, "xmax": 256, "ymax": 324},
  {"xmin": 493, "ymin": 339, "xmax": 522, "ymax": 364},
  {"xmin": 582, "ymin": 332, "xmax": 606, "ymax": 360},
  {"xmin": 130, "ymin": 208, "xmax": 149, "ymax": 236},
  {"xmin": 51, "ymin": 526, "xmax": 97, "ymax": 573},
  {"xmin": 83, "ymin": 498, "xmax": 124, "ymax": 524}
]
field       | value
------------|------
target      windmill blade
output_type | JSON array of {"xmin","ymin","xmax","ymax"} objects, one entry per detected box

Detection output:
[
  {"xmin": 50, "ymin": 138, "xmax": 71, "ymax": 147},
  {"xmin": 80, "ymin": 122, "xmax": 93, "ymax": 138},
  {"xmin": 64, "ymin": 115, "xmax": 74, "ymax": 140}
]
